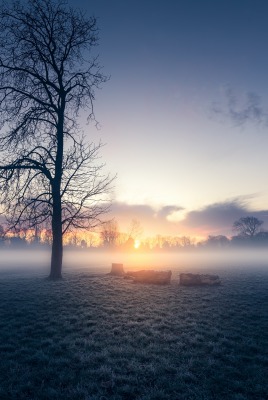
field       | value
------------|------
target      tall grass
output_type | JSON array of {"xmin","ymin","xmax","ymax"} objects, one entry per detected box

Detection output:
[{"xmin": 0, "ymin": 265, "xmax": 267, "ymax": 399}]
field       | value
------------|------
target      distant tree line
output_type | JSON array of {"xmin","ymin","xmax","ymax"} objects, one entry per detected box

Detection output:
[
  {"xmin": 200, "ymin": 216, "xmax": 268, "ymax": 249},
  {"xmin": 1, "ymin": 216, "xmax": 267, "ymax": 251}
]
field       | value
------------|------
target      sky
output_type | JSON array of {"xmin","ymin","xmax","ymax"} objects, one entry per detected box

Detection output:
[{"xmin": 71, "ymin": 0, "xmax": 268, "ymax": 239}]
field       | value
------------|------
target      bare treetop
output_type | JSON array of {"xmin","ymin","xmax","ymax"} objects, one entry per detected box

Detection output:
[{"xmin": 0, "ymin": 0, "xmax": 106, "ymax": 138}]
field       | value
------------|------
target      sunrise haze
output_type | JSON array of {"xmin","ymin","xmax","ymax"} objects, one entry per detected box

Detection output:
[{"xmin": 70, "ymin": 0, "xmax": 268, "ymax": 239}]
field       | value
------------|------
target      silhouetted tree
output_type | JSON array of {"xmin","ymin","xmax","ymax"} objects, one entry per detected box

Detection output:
[
  {"xmin": 0, "ymin": 0, "xmax": 112, "ymax": 279},
  {"xmin": 100, "ymin": 221, "xmax": 119, "ymax": 248},
  {"xmin": 180, "ymin": 236, "xmax": 194, "ymax": 248},
  {"xmin": 81, "ymin": 239, "xmax": 87, "ymax": 249},
  {"xmin": 205, "ymin": 235, "xmax": 230, "ymax": 248},
  {"xmin": 86, "ymin": 232, "xmax": 98, "ymax": 248},
  {"xmin": 127, "ymin": 219, "xmax": 143, "ymax": 240},
  {"xmin": 233, "ymin": 216, "xmax": 263, "ymax": 238},
  {"xmin": 162, "ymin": 240, "xmax": 170, "ymax": 250},
  {"xmin": 67, "ymin": 232, "xmax": 79, "ymax": 248},
  {"xmin": 43, "ymin": 228, "xmax": 52, "ymax": 246}
]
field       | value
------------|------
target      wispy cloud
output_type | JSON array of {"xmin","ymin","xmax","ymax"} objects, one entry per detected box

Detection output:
[{"xmin": 211, "ymin": 87, "xmax": 268, "ymax": 127}]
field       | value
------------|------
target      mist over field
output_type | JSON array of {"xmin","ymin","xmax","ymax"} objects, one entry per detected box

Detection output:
[{"xmin": 1, "ymin": 248, "xmax": 268, "ymax": 276}]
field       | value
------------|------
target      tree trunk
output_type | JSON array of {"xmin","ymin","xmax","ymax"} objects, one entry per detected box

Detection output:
[
  {"xmin": 49, "ymin": 99, "xmax": 65, "ymax": 280},
  {"xmin": 49, "ymin": 193, "xmax": 63, "ymax": 279}
]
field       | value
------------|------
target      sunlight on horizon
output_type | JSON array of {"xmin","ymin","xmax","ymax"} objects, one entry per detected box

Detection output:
[{"xmin": 134, "ymin": 239, "xmax": 141, "ymax": 249}]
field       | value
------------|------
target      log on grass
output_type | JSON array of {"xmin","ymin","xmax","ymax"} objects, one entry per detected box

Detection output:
[
  {"xmin": 180, "ymin": 273, "xmax": 221, "ymax": 286},
  {"xmin": 125, "ymin": 270, "xmax": 172, "ymax": 284}
]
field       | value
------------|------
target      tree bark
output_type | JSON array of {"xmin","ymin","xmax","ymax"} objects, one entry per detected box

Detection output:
[
  {"xmin": 49, "ymin": 105, "xmax": 64, "ymax": 280},
  {"xmin": 49, "ymin": 191, "xmax": 63, "ymax": 279}
]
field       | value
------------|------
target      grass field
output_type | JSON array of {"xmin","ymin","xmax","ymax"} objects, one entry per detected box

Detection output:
[{"xmin": 0, "ymin": 254, "xmax": 267, "ymax": 399}]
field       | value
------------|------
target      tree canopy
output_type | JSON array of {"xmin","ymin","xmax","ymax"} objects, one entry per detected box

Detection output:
[{"xmin": 233, "ymin": 216, "xmax": 263, "ymax": 238}]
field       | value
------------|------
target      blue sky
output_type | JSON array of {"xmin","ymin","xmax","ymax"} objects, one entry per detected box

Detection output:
[{"xmin": 72, "ymin": 0, "xmax": 268, "ymax": 238}]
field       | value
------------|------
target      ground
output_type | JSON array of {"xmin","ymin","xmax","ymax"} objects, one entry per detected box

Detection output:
[{"xmin": 0, "ymin": 255, "xmax": 267, "ymax": 399}]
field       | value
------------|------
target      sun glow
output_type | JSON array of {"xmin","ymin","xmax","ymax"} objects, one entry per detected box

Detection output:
[{"xmin": 134, "ymin": 239, "xmax": 141, "ymax": 249}]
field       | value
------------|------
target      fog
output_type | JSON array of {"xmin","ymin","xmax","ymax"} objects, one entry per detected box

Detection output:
[{"xmin": 0, "ymin": 248, "xmax": 268, "ymax": 276}]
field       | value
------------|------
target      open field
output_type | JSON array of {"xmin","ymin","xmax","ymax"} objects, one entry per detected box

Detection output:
[{"xmin": 0, "ymin": 252, "xmax": 267, "ymax": 399}]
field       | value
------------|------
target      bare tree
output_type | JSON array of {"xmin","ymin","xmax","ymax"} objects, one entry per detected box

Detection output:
[
  {"xmin": 100, "ymin": 221, "xmax": 119, "ymax": 248},
  {"xmin": 127, "ymin": 219, "xmax": 143, "ymax": 241},
  {"xmin": 0, "ymin": 0, "xmax": 113, "ymax": 279},
  {"xmin": 205, "ymin": 235, "xmax": 229, "ymax": 248},
  {"xmin": 233, "ymin": 216, "xmax": 263, "ymax": 238}
]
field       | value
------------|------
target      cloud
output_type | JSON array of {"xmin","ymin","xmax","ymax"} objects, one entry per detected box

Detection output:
[
  {"xmin": 108, "ymin": 198, "xmax": 268, "ymax": 238},
  {"xmin": 182, "ymin": 198, "xmax": 268, "ymax": 236},
  {"xmin": 184, "ymin": 200, "xmax": 247, "ymax": 231},
  {"xmin": 110, "ymin": 203, "xmax": 184, "ymax": 223},
  {"xmin": 109, "ymin": 202, "xmax": 184, "ymax": 235},
  {"xmin": 211, "ymin": 87, "xmax": 268, "ymax": 127},
  {"xmin": 156, "ymin": 205, "xmax": 184, "ymax": 219},
  {"xmin": 110, "ymin": 203, "xmax": 156, "ymax": 220}
]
